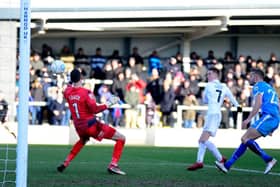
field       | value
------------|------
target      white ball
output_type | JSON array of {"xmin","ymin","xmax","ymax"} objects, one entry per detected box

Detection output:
[{"xmin": 50, "ymin": 60, "xmax": 65, "ymax": 74}]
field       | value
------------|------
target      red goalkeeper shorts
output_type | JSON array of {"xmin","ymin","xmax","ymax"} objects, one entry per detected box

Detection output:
[{"xmin": 75, "ymin": 119, "xmax": 116, "ymax": 141}]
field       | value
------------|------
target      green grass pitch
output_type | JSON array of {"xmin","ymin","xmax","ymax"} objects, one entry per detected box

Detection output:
[{"xmin": 3, "ymin": 145, "xmax": 280, "ymax": 186}]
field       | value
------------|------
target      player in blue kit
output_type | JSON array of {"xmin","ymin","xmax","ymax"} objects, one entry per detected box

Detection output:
[{"xmin": 216, "ymin": 68, "xmax": 280, "ymax": 174}]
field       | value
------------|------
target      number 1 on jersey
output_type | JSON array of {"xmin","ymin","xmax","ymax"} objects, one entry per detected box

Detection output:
[{"xmin": 72, "ymin": 102, "xmax": 80, "ymax": 119}]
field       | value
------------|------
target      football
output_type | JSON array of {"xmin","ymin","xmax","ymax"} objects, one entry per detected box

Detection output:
[{"xmin": 50, "ymin": 60, "xmax": 65, "ymax": 74}]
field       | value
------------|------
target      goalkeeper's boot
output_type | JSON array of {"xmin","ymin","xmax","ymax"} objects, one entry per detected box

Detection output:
[
  {"xmin": 187, "ymin": 162, "xmax": 203, "ymax": 171},
  {"xmin": 264, "ymin": 158, "xmax": 277, "ymax": 174},
  {"xmin": 107, "ymin": 164, "xmax": 126, "ymax": 175},
  {"xmin": 57, "ymin": 164, "xmax": 66, "ymax": 173}
]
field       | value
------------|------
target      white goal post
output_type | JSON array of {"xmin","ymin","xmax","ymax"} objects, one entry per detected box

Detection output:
[{"xmin": 16, "ymin": 0, "xmax": 31, "ymax": 187}]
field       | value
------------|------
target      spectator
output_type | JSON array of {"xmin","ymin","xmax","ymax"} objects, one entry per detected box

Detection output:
[
  {"xmin": 267, "ymin": 53, "xmax": 280, "ymax": 72},
  {"xmin": 144, "ymin": 92, "xmax": 158, "ymax": 128},
  {"xmin": 100, "ymin": 94, "xmax": 112, "ymax": 125},
  {"xmin": 146, "ymin": 68, "xmax": 164, "ymax": 105},
  {"xmin": 90, "ymin": 47, "xmax": 106, "ymax": 79},
  {"xmin": 60, "ymin": 45, "xmax": 75, "ymax": 73},
  {"xmin": 30, "ymin": 78, "xmax": 45, "ymax": 125},
  {"xmin": 111, "ymin": 59, "xmax": 124, "ymax": 79},
  {"xmin": 74, "ymin": 47, "xmax": 90, "ymax": 78},
  {"xmin": 233, "ymin": 63, "xmax": 245, "ymax": 80},
  {"xmin": 112, "ymin": 72, "xmax": 127, "ymax": 102},
  {"xmin": 126, "ymin": 73, "xmax": 146, "ymax": 104},
  {"xmin": 41, "ymin": 43, "xmax": 54, "ymax": 64},
  {"xmin": 129, "ymin": 47, "xmax": 144, "ymax": 73},
  {"xmin": 204, "ymin": 50, "xmax": 217, "ymax": 68},
  {"xmin": 264, "ymin": 65, "xmax": 275, "ymax": 85},
  {"xmin": 160, "ymin": 80, "xmax": 176, "ymax": 127},
  {"xmin": 124, "ymin": 84, "xmax": 140, "ymax": 128},
  {"xmin": 222, "ymin": 51, "xmax": 236, "ymax": 79},
  {"xmin": 148, "ymin": 50, "xmax": 162, "ymax": 75},
  {"xmin": 235, "ymin": 77, "xmax": 245, "ymax": 97},
  {"xmin": 165, "ymin": 56, "xmax": 182, "ymax": 78},
  {"xmin": 108, "ymin": 49, "xmax": 122, "ymax": 65},
  {"xmin": 189, "ymin": 74, "xmax": 200, "ymax": 97},
  {"xmin": 49, "ymin": 93, "xmax": 67, "ymax": 125},
  {"xmin": 190, "ymin": 51, "xmax": 199, "ymax": 65},
  {"xmin": 256, "ymin": 59, "xmax": 265, "ymax": 71},
  {"xmin": 175, "ymin": 52, "xmax": 183, "ymax": 70},
  {"xmin": 126, "ymin": 57, "xmax": 139, "ymax": 75},
  {"xmin": 237, "ymin": 55, "xmax": 247, "ymax": 75},
  {"xmin": 103, "ymin": 60, "xmax": 114, "ymax": 80},
  {"xmin": 273, "ymin": 74, "xmax": 280, "ymax": 97},
  {"xmin": 30, "ymin": 53, "xmax": 45, "ymax": 76},
  {"xmin": 182, "ymin": 93, "xmax": 198, "ymax": 128},
  {"xmin": 0, "ymin": 91, "xmax": 8, "ymax": 123},
  {"xmin": 238, "ymin": 90, "xmax": 250, "ymax": 107},
  {"xmin": 29, "ymin": 67, "xmax": 37, "ymax": 85},
  {"xmin": 194, "ymin": 58, "xmax": 207, "ymax": 82},
  {"xmin": 111, "ymin": 101, "xmax": 123, "ymax": 128},
  {"xmin": 98, "ymin": 84, "xmax": 113, "ymax": 125}
]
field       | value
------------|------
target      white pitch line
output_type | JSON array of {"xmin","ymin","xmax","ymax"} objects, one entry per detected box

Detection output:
[
  {"xmin": 35, "ymin": 160, "xmax": 280, "ymax": 176},
  {"xmin": 196, "ymin": 163, "xmax": 280, "ymax": 176}
]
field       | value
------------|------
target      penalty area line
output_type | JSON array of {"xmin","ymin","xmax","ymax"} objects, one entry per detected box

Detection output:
[
  {"xmin": 203, "ymin": 163, "xmax": 280, "ymax": 176},
  {"xmin": 35, "ymin": 160, "xmax": 280, "ymax": 176}
]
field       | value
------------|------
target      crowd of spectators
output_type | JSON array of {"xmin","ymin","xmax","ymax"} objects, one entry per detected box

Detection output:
[{"xmin": 18, "ymin": 43, "xmax": 280, "ymax": 129}]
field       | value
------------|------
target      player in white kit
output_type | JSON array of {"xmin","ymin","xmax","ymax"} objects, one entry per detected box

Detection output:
[{"xmin": 188, "ymin": 67, "xmax": 241, "ymax": 171}]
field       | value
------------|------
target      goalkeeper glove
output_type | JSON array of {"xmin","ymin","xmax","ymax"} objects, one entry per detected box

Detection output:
[
  {"xmin": 237, "ymin": 106, "xmax": 242, "ymax": 113},
  {"xmin": 106, "ymin": 95, "xmax": 120, "ymax": 107}
]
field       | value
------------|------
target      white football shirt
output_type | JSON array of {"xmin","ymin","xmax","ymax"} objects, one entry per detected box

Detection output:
[{"xmin": 203, "ymin": 79, "xmax": 239, "ymax": 114}]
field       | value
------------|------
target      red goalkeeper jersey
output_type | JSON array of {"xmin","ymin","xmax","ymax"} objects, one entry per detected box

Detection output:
[{"xmin": 64, "ymin": 85, "xmax": 107, "ymax": 124}]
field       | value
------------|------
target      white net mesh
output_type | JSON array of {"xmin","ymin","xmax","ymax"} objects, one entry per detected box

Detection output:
[{"xmin": 0, "ymin": 145, "xmax": 16, "ymax": 187}]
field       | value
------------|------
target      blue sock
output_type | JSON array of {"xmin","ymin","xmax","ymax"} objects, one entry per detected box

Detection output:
[
  {"xmin": 224, "ymin": 143, "xmax": 247, "ymax": 169},
  {"xmin": 246, "ymin": 139, "xmax": 272, "ymax": 163}
]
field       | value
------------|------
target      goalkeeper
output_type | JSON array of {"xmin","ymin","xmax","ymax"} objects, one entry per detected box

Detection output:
[{"xmin": 57, "ymin": 69, "xmax": 126, "ymax": 175}]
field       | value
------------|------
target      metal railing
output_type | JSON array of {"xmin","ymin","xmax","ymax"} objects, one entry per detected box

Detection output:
[
  {"xmin": 15, "ymin": 101, "xmax": 254, "ymax": 129},
  {"xmin": 176, "ymin": 105, "xmax": 252, "ymax": 129}
]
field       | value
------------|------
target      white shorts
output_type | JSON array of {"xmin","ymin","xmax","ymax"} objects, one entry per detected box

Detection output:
[{"xmin": 203, "ymin": 113, "xmax": 221, "ymax": 137}]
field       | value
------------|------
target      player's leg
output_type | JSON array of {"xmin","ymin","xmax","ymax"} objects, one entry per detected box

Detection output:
[
  {"xmin": 245, "ymin": 116, "xmax": 279, "ymax": 174},
  {"xmin": 216, "ymin": 127, "xmax": 260, "ymax": 173},
  {"xmin": 204, "ymin": 140, "xmax": 225, "ymax": 163},
  {"xmin": 219, "ymin": 139, "xmax": 248, "ymax": 173},
  {"xmin": 57, "ymin": 138, "xmax": 87, "ymax": 172},
  {"xmin": 95, "ymin": 122, "xmax": 126, "ymax": 175},
  {"xmin": 188, "ymin": 114, "xmax": 222, "ymax": 171},
  {"xmin": 187, "ymin": 131, "xmax": 209, "ymax": 170},
  {"xmin": 242, "ymin": 128, "xmax": 272, "ymax": 161},
  {"xmin": 106, "ymin": 131, "xmax": 126, "ymax": 175},
  {"xmin": 203, "ymin": 114, "xmax": 224, "ymax": 163},
  {"xmin": 110, "ymin": 131, "xmax": 126, "ymax": 166}
]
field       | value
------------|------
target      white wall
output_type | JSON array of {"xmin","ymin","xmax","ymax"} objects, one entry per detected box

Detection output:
[
  {"xmin": 75, "ymin": 38, "xmax": 124, "ymax": 56},
  {"xmin": 2, "ymin": 123, "xmax": 280, "ymax": 149},
  {"xmin": 31, "ymin": 35, "xmax": 280, "ymax": 60},
  {"xmin": 237, "ymin": 36, "xmax": 280, "ymax": 60},
  {"xmin": 191, "ymin": 36, "xmax": 231, "ymax": 58},
  {"xmin": 31, "ymin": 38, "xmax": 69, "ymax": 54}
]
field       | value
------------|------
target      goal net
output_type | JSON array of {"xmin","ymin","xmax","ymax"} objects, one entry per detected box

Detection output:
[{"xmin": 0, "ymin": 145, "xmax": 16, "ymax": 187}]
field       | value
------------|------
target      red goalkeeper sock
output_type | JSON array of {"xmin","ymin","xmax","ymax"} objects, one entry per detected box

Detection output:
[
  {"xmin": 111, "ymin": 139, "xmax": 125, "ymax": 166},
  {"xmin": 64, "ymin": 139, "xmax": 85, "ymax": 167}
]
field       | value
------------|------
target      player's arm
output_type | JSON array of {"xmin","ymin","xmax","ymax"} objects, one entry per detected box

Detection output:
[
  {"xmin": 227, "ymin": 88, "xmax": 242, "ymax": 112},
  {"xmin": 242, "ymin": 93, "xmax": 262, "ymax": 128},
  {"xmin": 202, "ymin": 86, "xmax": 209, "ymax": 104},
  {"xmin": 86, "ymin": 92, "xmax": 108, "ymax": 114}
]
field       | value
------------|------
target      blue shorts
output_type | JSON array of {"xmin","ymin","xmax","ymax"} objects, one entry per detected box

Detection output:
[{"xmin": 251, "ymin": 114, "xmax": 279, "ymax": 136}]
